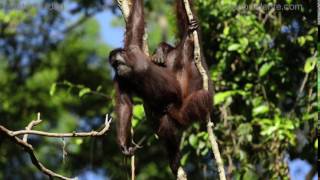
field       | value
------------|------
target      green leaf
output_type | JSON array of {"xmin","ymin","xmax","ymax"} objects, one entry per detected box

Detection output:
[
  {"xmin": 305, "ymin": 35, "xmax": 313, "ymax": 41},
  {"xmin": 297, "ymin": 37, "xmax": 305, "ymax": 46},
  {"xmin": 214, "ymin": 91, "xmax": 234, "ymax": 105},
  {"xmin": 259, "ymin": 62, "xmax": 274, "ymax": 77},
  {"xmin": 255, "ymin": 118, "xmax": 273, "ymax": 126},
  {"xmin": 133, "ymin": 104, "xmax": 145, "ymax": 119},
  {"xmin": 239, "ymin": 38, "xmax": 249, "ymax": 49},
  {"xmin": 201, "ymin": 148, "xmax": 209, "ymax": 156},
  {"xmin": 198, "ymin": 141, "xmax": 206, "ymax": 149},
  {"xmin": 96, "ymin": 85, "xmax": 102, "ymax": 91},
  {"xmin": 214, "ymin": 90, "xmax": 245, "ymax": 105},
  {"xmin": 180, "ymin": 152, "xmax": 190, "ymax": 165},
  {"xmin": 253, "ymin": 105, "xmax": 269, "ymax": 116},
  {"xmin": 75, "ymin": 138, "xmax": 83, "ymax": 145},
  {"xmin": 223, "ymin": 26, "xmax": 230, "ymax": 36},
  {"xmin": 132, "ymin": 118, "xmax": 140, "ymax": 128},
  {"xmin": 0, "ymin": 11, "xmax": 5, "ymax": 21},
  {"xmin": 197, "ymin": 132, "xmax": 208, "ymax": 139},
  {"xmin": 304, "ymin": 57, "xmax": 316, "ymax": 73},
  {"xmin": 63, "ymin": 80, "xmax": 73, "ymax": 87},
  {"xmin": 243, "ymin": 167, "xmax": 258, "ymax": 180},
  {"xmin": 228, "ymin": 44, "xmax": 241, "ymax": 51},
  {"xmin": 261, "ymin": 126, "xmax": 277, "ymax": 136},
  {"xmin": 132, "ymin": 104, "xmax": 145, "ymax": 128},
  {"xmin": 79, "ymin": 88, "xmax": 91, "ymax": 97},
  {"xmin": 188, "ymin": 134, "xmax": 198, "ymax": 148},
  {"xmin": 282, "ymin": 120, "xmax": 294, "ymax": 130},
  {"xmin": 49, "ymin": 83, "xmax": 56, "ymax": 96},
  {"xmin": 237, "ymin": 123, "xmax": 253, "ymax": 136},
  {"xmin": 26, "ymin": 69, "xmax": 58, "ymax": 90}
]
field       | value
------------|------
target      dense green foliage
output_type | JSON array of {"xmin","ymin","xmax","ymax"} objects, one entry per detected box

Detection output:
[
  {"xmin": 197, "ymin": 0, "xmax": 317, "ymax": 178},
  {"xmin": 0, "ymin": 0, "xmax": 317, "ymax": 179}
]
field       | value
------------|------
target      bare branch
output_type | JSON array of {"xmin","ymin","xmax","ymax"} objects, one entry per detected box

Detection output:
[
  {"xmin": 0, "ymin": 113, "xmax": 112, "ymax": 180},
  {"xmin": 177, "ymin": 167, "xmax": 187, "ymax": 180},
  {"xmin": 0, "ymin": 128, "xmax": 74, "ymax": 180},
  {"xmin": 9, "ymin": 115, "xmax": 111, "ymax": 138},
  {"xmin": 23, "ymin": 112, "xmax": 42, "ymax": 142},
  {"xmin": 131, "ymin": 131, "xmax": 135, "ymax": 180},
  {"xmin": 206, "ymin": 120, "xmax": 226, "ymax": 180}
]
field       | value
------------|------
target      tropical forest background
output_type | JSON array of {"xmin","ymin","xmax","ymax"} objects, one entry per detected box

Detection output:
[{"xmin": 0, "ymin": 0, "xmax": 318, "ymax": 179}]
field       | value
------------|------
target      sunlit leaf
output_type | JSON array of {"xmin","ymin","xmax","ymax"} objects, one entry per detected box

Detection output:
[
  {"xmin": 243, "ymin": 167, "xmax": 258, "ymax": 180},
  {"xmin": 132, "ymin": 118, "xmax": 139, "ymax": 128},
  {"xmin": 228, "ymin": 44, "xmax": 241, "ymax": 51},
  {"xmin": 261, "ymin": 126, "xmax": 277, "ymax": 136},
  {"xmin": 297, "ymin": 37, "xmax": 305, "ymax": 46},
  {"xmin": 198, "ymin": 141, "xmax": 206, "ymax": 149},
  {"xmin": 214, "ymin": 90, "xmax": 245, "ymax": 105},
  {"xmin": 133, "ymin": 105, "xmax": 145, "ymax": 128},
  {"xmin": 259, "ymin": 62, "xmax": 274, "ymax": 77},
  {"xmin": 239, "ymin": 38, "xmax": 249, "ymax": 49},
  {"xmin": 79, "ymin": 88, "xmax": 91, "ymax": 97},
  {"xmin": 253, "ymin": 105, "xmax": 269, "ymax": 116},
  {"xmin": 304, "ymin": 57, "xmax": 316, "ymax": 73},
  {"xmin": 201, "ymin": 148, "xmax": 209, "ymax": 156},
  {"xmin": 188, "ymin": 134, "xmax": 198, "ymax": 148},
  {"xmin": 180, "ymin": 152, "xmax": 190, "ymax": 165},
  {"xmin": 133, "ymin": 105, "xmax": 144, "ymax": 119},
  {"xmin": 75, "ymin": 138, "xmax": 83, "ymax": 145},
  {"xmin": 49, "ymin": 83, "xmax": 56, "ymax": 96},
  {"xmin": 96, "ymin": 85, "xmax": 102, "ymax": 91},
  {"xmin": 223, "ymin": 26, "xmax": 230, "ymax": 36}
]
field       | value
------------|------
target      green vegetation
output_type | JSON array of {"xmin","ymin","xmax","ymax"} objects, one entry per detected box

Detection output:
[{"xmin": 0, "ymin": 0, "xmax": 317, "ymax": 179}]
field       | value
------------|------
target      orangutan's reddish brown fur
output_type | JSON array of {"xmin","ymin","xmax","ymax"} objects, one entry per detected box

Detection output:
[{"xmin": 108, "ymin": 0, "xmax": 212, "ymax": 175}]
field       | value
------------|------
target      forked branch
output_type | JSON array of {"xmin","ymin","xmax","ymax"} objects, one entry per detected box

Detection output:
[{"xmin": 0, "ymin": 113, "xmax": 112, "ymax": 180}]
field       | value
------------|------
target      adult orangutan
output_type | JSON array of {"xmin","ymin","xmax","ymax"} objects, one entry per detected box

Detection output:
[{"xmin": 108, "ymin": 0, "xmax": 212, "ymax": 174}]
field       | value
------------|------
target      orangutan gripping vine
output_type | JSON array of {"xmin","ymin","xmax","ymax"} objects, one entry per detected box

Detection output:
[{"xmin": 108, "ymin": 0, "xmax": 212, "ymax": 175}]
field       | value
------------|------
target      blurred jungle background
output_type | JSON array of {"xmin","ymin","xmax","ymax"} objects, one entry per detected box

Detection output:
[{"xmin": 0, "ymin": 0, "xmax": 318, "ymax": 179}]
